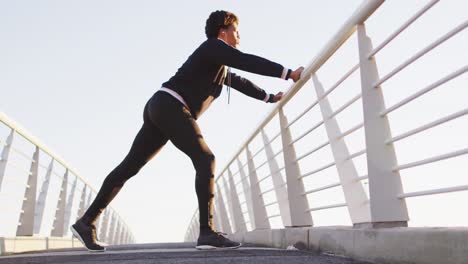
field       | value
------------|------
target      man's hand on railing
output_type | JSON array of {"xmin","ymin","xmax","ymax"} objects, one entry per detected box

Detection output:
[
  {"xmin": 290, "ymin": 66, "xmax": 304, "ymax": 82},
  {"xmin": 270, "ymin": 92, "xmax": 284, "ymax": 103}
]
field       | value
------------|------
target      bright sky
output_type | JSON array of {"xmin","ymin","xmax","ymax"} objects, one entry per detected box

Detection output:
[{"xmin": 1, "ymin": 0, "xmax": 467, "ymax": 243}]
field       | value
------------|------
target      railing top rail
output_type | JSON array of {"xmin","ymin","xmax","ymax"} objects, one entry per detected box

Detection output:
[{"xmin": 215, "ymin": 0, "xmax": 385, "ymax": 182}]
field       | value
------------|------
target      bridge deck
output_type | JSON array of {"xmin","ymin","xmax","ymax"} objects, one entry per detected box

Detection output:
[{"xmin": 0, "ymin": 243, "xmax": 372, "ymax": 264}]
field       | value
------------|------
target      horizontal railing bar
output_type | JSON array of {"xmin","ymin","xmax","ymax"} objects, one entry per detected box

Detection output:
[
  {"xmin": 263, "ymin": 201, "xmax": 279, "ymax": 208},
  {"xmin": 306, "ymin": 203, "xmax": 347, "ymax": 212},
  {"xmin": 336, "ymin": 122, "xmax": 364, "ymax": 139},
  {"xmin": 302, "ymin": 182, "xmax": 342, "ymax": 196},
  {"xmin": 245, "ymin": 149, "xmax": 285, "ymax": 180},
  {"xmin": 230, "ymin": 163, "xmax": 248, "ymax": 180},
  {"xmin": 328, "ymin": 93, "xmax": 362, "ymax": 120},
  {"xmin": 234, "ymin": 174, "xmax": 248, "ymax": 186},
  {"xmin": 394, "ymin": 147, "xmax": 468, "ymax": 171},
  {"xmin": 346, "ymin": 149, "xmax": 367, "ymax": 161},
  {"xmin": 260, "ymin": 186, "xmax": 276, "ymax": 196},
  {"xmin": 289, "ymin": 120, "xmax": 325, "ymax": 146},
  {"xmin": 368, "ymin": 0, "xmax": 440, "ymax": 58},
  {"xmin": 254, "ymin": 131, "xmax": 282, "ymax": 157},
  {"xmin": 266, "ymin": 214, "xmax": 281, "ymax": 220},
  {"xmin": 299, "ymin": 161, "xmax": 336, "ymax": 180},
  {"xmin": 387, "ymin": 107, "xmax": 468, "ymax": 144},
  {"xmin": 320, "ymin": 64, "xmax": 361, "ymax": 101},
  {"xmin": 9, "ymin": 146, "xmax": 35, "ymax": 163},
  {"xmin": 398, "ymin": 185, "xmax": 468, "ymax": 198},
  {"xmin": 270, "ymin": 149, "xmax": 284, "ymax": 161},
  {"xmin": 38, "ymin": 162, "xmax": 52, "ymax": 170},
  {"xmin": 287, "ymin": 100, "xmax": 320, "ymax": 129},
  {"xmin": 374, "ymin": 20, "xmax": 468, "ymax": 88},
  {"xmin": 381, "ymin": 65, "xmax": 468, "ymax": 116},
  {"xmin": 295, "ymin": 141, "xmax": 330, "ymax": 163},
  {"xmin": 6, "ymin": 159, "xmax": 32, "ymax": 176},
  {"xmin": 288, "ymin": 63, "xmax": 361, "ymax": 129},
  {"xmin": 253, "ymin": 160, "xmax": 269, "ymax": 174},
  {"xmin": 356, "ymin": 174, "xmax": 369, "ymax": 181},
  {"xmin": 257, "ymin": 166, "xmax": 286, "ymax": 185},
  {"xmin": 260, "ymin": 182, "xmax": 287, "ymax": 196}
]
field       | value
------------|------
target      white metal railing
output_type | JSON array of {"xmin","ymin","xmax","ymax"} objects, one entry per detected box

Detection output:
[
  {"xmin": 185, "ymin": 0, "xmax": 467, "ymax": 242},
  {"xmin": 0, "ymin": 112, "xmax": 135, "ymax": 245}
]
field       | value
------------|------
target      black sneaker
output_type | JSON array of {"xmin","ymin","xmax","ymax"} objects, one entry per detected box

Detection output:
[
  {"xmin": 196, "ymin": 230, "xmax": 241, "ymax": 250},
  {"xmin": 71, "ymin": 220, "xmax": 106, "ymax": 252}
]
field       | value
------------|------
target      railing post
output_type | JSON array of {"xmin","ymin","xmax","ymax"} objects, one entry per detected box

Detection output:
[
  {"xmin": 212, "ymin": 203, "xmax": 221, "ymax": 232},
  {"xmin": 236, "ymin": 158, "xmax": 254, "ymax": 227},
  {"xmin": 64, "ymin": 176, "xmax": 77, "ymax": 236},
  {"xmin": 51, "ymin": 169, "xmax": 69, "ymax": 236},
  {"xmin": 99, "ymin": 209, "xmax": 110, "ymax": 242},
  {"xmin": 357, "ymin": 23, "xmax": 409, "ymax": 227},
  {"xmin": 0, "ymin": 129, "xmax": 14, "ymax": 191},
  {"xmin": 245, "ymin": 147, "xmax": 270, "ymax": 229},
  {"xmin": 279, "ymin": 109, "xmax": 313, "ymax": 227},
  {"xmin": 313, "ymin": 74, "xmax": 371, "ymax": 225},
  {"xmin": 261, "ymin": 129, "xmax": 292, "ymax": 226},
  {"xmin": 16, "ymin": 146, "xmax": 40, "ymax": 236},
  {"xmin": 224, "ymin": 171, "xmax": 247, "ymax": 232},
  {"xmin": 215, "ymin": 183, "xmax": 232, "ymax": 234},
  {"xmin": 108, "ymin": 212, "xmax": 116, "ymax": 244},
  {"xmin": 76, "ymin": 185, "xmax": 87, "ymax": 221},
  {"xmin": 34, "ymin": 159, "xmax": 53, "ymax": 234},
  {"xmin": 114, "ymin": 221, "xmax": 121, "ymax": 245}
]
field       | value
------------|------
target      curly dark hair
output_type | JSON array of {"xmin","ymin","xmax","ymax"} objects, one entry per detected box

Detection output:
[{"xmin": 205, "ymin": 10, "xmax": 239, "ymax": 38}]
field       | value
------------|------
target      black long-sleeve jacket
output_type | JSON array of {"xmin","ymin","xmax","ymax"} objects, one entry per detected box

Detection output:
[{"xmin": 162, "ymin": 38, "xmax": 291, "ymax": 119}]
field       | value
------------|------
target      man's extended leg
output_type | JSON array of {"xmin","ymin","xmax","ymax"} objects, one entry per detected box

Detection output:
[{"xmin": 72, "ymin": 102, "xmax": 168, "ymax": 251}]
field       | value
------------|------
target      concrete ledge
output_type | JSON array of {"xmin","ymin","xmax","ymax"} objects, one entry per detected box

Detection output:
[
  {"xmin": 228, "ymin": 226, "xmax": 468, "ymax": 264},
  {"xmin": 0, "ymin": 237, "xmax": 83, "ymax": 255}
]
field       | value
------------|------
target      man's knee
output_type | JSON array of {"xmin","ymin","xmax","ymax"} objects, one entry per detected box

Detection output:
[{"xmin": 194, "ymin": 152, "xmax": 215, "ymax": 173}]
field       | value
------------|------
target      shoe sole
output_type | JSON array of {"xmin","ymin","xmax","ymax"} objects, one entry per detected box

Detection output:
[
  {"xmin": 196, "ymin": 243, "xmax": 242, "ymax": 250},
  {"xmin": 70, "ymin": 226, "xmax": 106, "ymax": 252}
]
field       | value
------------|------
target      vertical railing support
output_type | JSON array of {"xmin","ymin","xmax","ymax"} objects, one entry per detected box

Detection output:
[
  {"xmin": 245, "ymin": 147, "xmax": 270, "ymax": 229},
  {"xmin": 51, "ymin": 169, "xmax": 69, "ymax": 236},
  {"xmin": 357, "ymin": 23, "xmax": 409, "ymax": 227},
  {"xmin": 16, "ymin": 146, "xmax": 40, "ymax": 236},
  {"xmin": 64, "ymin": 176, "xmax": 77, "ymax": 236},
  {"xmin": 99, "ymin": 209, "xmax": 110, "ymax": 242},
  {"xmin": 34, "ymin": 159, "xmax": 54, "ymax": 234},
  {"xmin": 212, "ymin": 204, "xmax": 221, "ymax": 232},
  {"xmin": 225, "ymin": 171, "xmax": 246, "ymax": 232},
  {"xmin": 279, "ymin": 109, "xmax": 313, "ymax": 227},
  {"xmin": 0, "ymin": 129, "xmax": 14, "ymax": 191},
  {"xmin": 114, "ymin": 221, "xmax": 121, "ymax": 245},
  {"xmin": 313, "ymin": 74, "xmax": 371, "ymax": 225},
  {"xmin": 236, "ymin": 158, "xmax": 254, "ymax": 228},
  {"xmin": 108, "ymin": 212, "xmax": 116, "ymax": 244},
  {"xmin": 76, "ymin": 185, "xmax": 87, "ymax": 221},
  {"xmin": 215, "ymin": 183, "xmax": 232, "ymax": 234},
  {"xmin": 262, "ymin": 129, "xmax": 292, "ymax": 226}
]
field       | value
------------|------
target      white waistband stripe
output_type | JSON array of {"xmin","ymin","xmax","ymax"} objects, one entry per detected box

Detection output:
[{"xmin": 159, "ymin": 87, "xmax": 190, "ymax": 110}]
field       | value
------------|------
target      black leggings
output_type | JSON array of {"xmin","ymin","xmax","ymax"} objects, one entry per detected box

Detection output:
[{"xmin": 83, "ymin": 91, "xmax": 215, "ymax": 231}]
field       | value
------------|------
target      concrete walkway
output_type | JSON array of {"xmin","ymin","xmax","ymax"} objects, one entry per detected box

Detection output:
[{"xmin": 0, "ymin": 243, "xmax": 374, "ymax": 264}]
